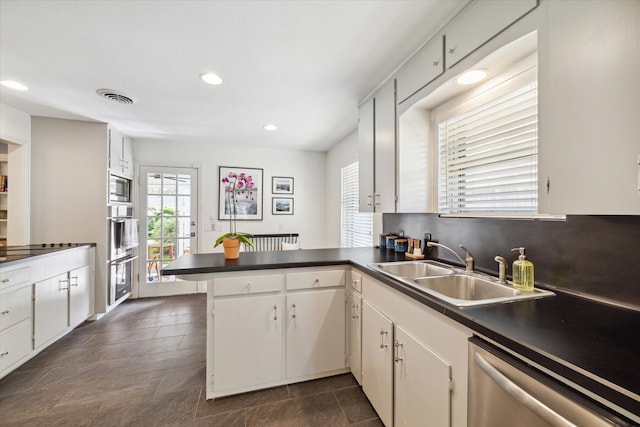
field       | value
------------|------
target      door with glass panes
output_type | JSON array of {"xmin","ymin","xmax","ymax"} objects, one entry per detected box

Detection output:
[{"xmin": 138, "ymin": 166, "xmax": 198, "ymax": 297}]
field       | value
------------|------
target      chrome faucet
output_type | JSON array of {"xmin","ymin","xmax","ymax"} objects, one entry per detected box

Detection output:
[
  {"xmin": 427, "ymin": 242, "xmax": 475, "ymax": 272},
  {"xmin": 494, "ymin": 256, "xmax": 508, "ymax": 285}
]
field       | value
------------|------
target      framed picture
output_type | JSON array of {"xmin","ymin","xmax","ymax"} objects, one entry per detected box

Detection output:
[
  {"xmin": 272, "ymin": 197, "xmax": 294, "ymax": 215},
  {"xmin": 218, "ymin": 166, "xmax": 263, "ymax": 221},
  {"xmin": 272, "ymin": 176, "xmax": 294, "ymax": 194}
]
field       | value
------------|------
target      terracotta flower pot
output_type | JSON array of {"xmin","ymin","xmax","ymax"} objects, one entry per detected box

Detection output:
[{"xmin": 222, "ymin": 238, "xmax": 241, "ymax": 259}]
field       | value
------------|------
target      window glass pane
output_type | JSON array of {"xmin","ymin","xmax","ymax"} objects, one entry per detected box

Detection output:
[
  {"xmin": 163, "ymin": 174, "xmax": 177, "ymax": 195},
  {"xmin": 163, "ymin": 195, "xmax": 177, "ymax": 214},
  {"xmin": 147, "ymin": 195, "xmax": 161, "ymax": 217},
  {"xmin": 177, "ymin": 174, "xmax": 191, "ymax": 195},
  {"xmin": 341, "ymin": 161, "xmax": 373, "ymax": 247},
  {"xmin": 176, "ymin": 217, "xmax": 191, "ymax": 238},
  {"xmin": 147, "ymin": 173, "xmax": 162, "ymax": 194},
  {"xmin": 177, "ymin": 195, "xmax": 191, "ymax": 216}
]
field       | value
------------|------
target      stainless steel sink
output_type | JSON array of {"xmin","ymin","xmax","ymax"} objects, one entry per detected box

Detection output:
[
  {"xmin": 369, "ymin": 260, "xmax": 454, "ymax": 278},
  {"xmin": 368, "ymin": 260, "xmax": 554, "ymax": 307},
  {"xmin": 412, "ymin": 274, "xmax": 554, "ymax": 307}
]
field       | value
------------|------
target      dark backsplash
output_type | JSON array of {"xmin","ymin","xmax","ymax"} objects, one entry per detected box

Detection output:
[{"xmin": 383, "ymin": 214, "xmax": 640, "ymax": 310}]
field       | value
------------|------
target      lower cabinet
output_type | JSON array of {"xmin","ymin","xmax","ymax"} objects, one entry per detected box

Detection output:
[
  {"xmin": 286, "ymin": 288, "xmax": 346, "ymax": 378},
  {"xmin": 361, "ymin": 273, "xmax": 471, "ymax": 427},
  {"xmin": 213, "ymin": 293, "xmax": 284, "ymax": 392},
  {"xmin": 34, "ymin": 272, "xmax": 70, "ymax": 349},
  {"xmin": 209, "ymin": 267, "xmax": 348, "ymax": 399},
  {"xmin": 69, "ymin": 265, "xmax": 92, "ymax": 328},
  {"xmin": 362, "ymin": 301, "xmax": 394, "ymax": 427},
  {"xmin": 349, "ymin": 290, "xmax": 362, "ymax": 384}
]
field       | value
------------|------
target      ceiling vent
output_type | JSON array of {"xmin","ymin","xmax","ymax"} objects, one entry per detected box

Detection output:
[{"xmin": 96, "ymin": 89, "xmax": 135, "ymax": 105}]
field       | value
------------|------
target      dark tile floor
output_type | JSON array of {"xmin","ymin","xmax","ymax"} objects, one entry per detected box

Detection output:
[{"xmin": 0, "ymin": 294, "xmax": 383, "ymax": 426}]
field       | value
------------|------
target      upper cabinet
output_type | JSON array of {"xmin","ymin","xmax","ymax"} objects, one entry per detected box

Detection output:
[
  {"xmin": 358, "ymin": 80, "xmax": 397, "ymax": 213},
  {"xmin": 397, "ymin": 35, "xmax": 444, "ymax": 104},
  {"xmin": 444, "ymin": 0, "xmax": 538, "ymax": 69},
  {"xmin": 109, "ymin": 127, "xmax": 134, "ymax": 178}
]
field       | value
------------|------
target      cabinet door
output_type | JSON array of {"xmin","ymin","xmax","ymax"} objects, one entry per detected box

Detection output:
[
  {"xmin": 108, "ymin": 128, "xmax": 124, "ymax": 172},
  {"xmin": 350, "ymin": 291, "xmax": 362, "ymax": 385},
  {"xmin": 286, "ymin": 288, "xmax": 346, "ymax": 379},
  {"xmin": 34, "ymin": 273, "xmax": 69, "ymax": 348},
  {"xmin": 362, "ymin": 300, "xmax": 393, "ymax": 427},
  {"xmin": 397, "ymin": 35, "xmax": 444, "ymax": 104},
  {"xmin": 445, "ymin": 0, "xmax": 537, "ymax": 69},
  {"xmin": 69, "ymin": 265, "xmax": 91, "ymax": 327},
  {"xmin": 394, "ymin": 325, "xmax": 451, "ymax": 427},
  {"xmin": 373, "ymin": 80, "xmax": 397, "ymax": 213},
  {"xmin": 122, "ymin": 136, "xmax": 134, "ymax": 178},
  {"xmin": 213, "ymin": 294, "xmax": 283, "ymax": 392},
  {"xmin": 358, "ymin": 97, "xmax": 375, "ymax": 212}
]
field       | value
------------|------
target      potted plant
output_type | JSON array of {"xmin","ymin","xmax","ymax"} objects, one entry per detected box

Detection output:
[{"xmin": 214, "ymin": 171, "xmax": 255, "ymax": 259}]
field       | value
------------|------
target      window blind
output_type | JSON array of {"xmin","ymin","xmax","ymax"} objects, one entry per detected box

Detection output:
[
  {"xmin": 341, "ymin": 162, "xmax": 373, "ymax": 247},
  {"xmin": 438, "ymin": 81, "xmax": 538, "ymax": 214}
]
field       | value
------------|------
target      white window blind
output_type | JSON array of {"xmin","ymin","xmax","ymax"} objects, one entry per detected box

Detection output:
[
  {"xmin": 341, "ymin": 162, "xmax": 373, "ymax": 247},
  {"xmin": 438, "ymin": 81, "xmax": 538, "ymax": 214}
]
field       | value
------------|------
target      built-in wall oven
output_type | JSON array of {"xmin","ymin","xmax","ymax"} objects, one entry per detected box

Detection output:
[
  {"xmin": 468, "ymin": 337, "xmax": 633, "ymax": 427},
  {"xmin": 108, "ymin": 205, "xmax": 138, "ymax": 305}
]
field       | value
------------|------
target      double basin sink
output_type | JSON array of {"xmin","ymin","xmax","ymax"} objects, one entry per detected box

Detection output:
[{"xmin": 368, "ymin": 260, "xmax": 554, "ymax": 307}]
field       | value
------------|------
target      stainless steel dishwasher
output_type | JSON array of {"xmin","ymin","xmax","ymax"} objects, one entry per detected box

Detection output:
[{"xmin": 468, "ymin": 337, "xmax": 633, "ymax": 427}]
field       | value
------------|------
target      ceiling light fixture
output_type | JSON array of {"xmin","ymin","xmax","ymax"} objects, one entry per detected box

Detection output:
[
  {"xmin": 263, "ymin": 124, "xmax": 278, "ymax": 131},
  {"xmin": 455, "ymin": 69, "xmax": 487, "ymax": 85},
  {"xmin": 200, "ymin": 73, "xmax": 223, "ymax": 85},
  {"xmin": 1, "ymin": 80, "xmax": 28, "ymax": 91}
]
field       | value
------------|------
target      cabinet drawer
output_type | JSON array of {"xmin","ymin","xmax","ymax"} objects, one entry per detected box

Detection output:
[
  {"xmin": 287, "ymin": 269, "xmax": 345, "ymax": 290},
  {"xmin": 213, "ymin": 274, "xmax": 284, "ymax": 297},
  {"xmin": 0, "ymin": 319, "xmax": 32, "ymax": 373},
  {"xmin": 351, "ymin": 271, "xmax": 362, "ymax": 293},
  {"xmin": 0, "ymin": 267, "xmax": 31, "ymax": 291},
  {"xmin": 0, "ymin": 285, "xmax": 32, "ymax": 331}
]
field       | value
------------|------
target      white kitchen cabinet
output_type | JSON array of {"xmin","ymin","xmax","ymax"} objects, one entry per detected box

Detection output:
[
  {"xmin": 286, "ymin": 288, "xmax": 346, "ymax": 378},
  {"xmin": 350, "ymin": 290, "xmax": 362, "ymax": 384},
  {"xmin": 362, "ymin": 273, "xmax": 471, "ymax": 427},
  {"xmin": 394, "ymin": 325, "xmax": 452, "ymax": 427},
  {"xmin": 362, "ymin": 300, "xmax": 394, "ymax": 427},
  {"xmin": 109, "ymin": 127, "xmax": 134, "ymax": 178},
  {"xmin": 444, "ymin": 0, "xmax": 537, "ymax": 69},
  {"xmin": 208, "ymin": 267, "xmax": 349, "ymax": 399},
  {"xmin": 34, "ymin": 272, "xmax": 69, "ymax": 349},
  {"xmin": 0, "ymin": 319, "xmax": 32, "ymax": 373},
  {"xmin": 396, "ymin": 35, "xmax": 444, "ymax": 104},
  {"xmin": 69, "ymin": 265, "xmax": 92, "ymax": 328},
  {"xmin": 359, "ymin": 80, "xmax": 397, "ymax": 213},
  {"xmin": 213, "ymin": 293, "xmax": 284, "ymax": 393}
]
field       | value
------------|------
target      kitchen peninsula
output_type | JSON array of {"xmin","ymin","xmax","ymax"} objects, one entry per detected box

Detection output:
[{"xmin": 163, "ymin": 247, "xmax": 640, "ymax": 426}]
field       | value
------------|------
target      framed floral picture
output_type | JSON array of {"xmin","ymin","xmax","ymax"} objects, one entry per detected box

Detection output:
[
  {"xmin": 272, "ymin": 197, "xmax": 294, "ymax": 215},
  {"xmin": 218, "ymin": 166, "xmax": 263, "ymax": 221},
  {"xmin": 272, "ymin": 176, "xmax": 294, "ymax": 194}
]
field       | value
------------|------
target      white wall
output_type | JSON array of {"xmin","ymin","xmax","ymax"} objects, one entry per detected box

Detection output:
[
  {"xmin": 325, "ymin": 130, "xmax": 359, "ymax": 247},
  {"xmin": 135, "ymin": 139, "xmax": 328, "ymax": 251}
]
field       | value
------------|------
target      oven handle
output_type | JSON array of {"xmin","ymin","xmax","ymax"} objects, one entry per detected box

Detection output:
[
  {"xmin": 474, "ymin": 352, "xmax": 576, "ymax": 427},
  {"xmin": 110, "ymin": 255, "xmax": 138, "ymax": 265}
]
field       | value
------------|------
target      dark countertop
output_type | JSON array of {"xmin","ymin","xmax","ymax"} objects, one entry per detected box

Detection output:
[
  {"xmin": 0, "ymin": 243, "xmax": 95, "ymax": 267},
  {"xmin": 163, "ymin": 247, "xmax": 640, "ymax": 419}
]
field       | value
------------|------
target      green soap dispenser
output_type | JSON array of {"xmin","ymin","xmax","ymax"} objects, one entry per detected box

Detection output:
[{"xmin": 511, "ymin": 247, "xmax": 534, "ymax": 291}]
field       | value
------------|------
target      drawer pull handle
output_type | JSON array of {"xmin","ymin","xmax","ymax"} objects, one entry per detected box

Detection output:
[
  {"xmin": 70, "ymin": 276, "xmax": 79, "ymax": 287},
  {"xmin": 0, "ymin": 351, "xmax": 8, "ymax": 357},
  {"xmin": 1, "ymin": 310, "xmax": 9, "ymax": 315},
  {"xmin": 291, "ymin": 303, "xmax": 297, "ymax": 319},
  {"xmin": 273, "ymin": 304, "xmax": 277, "ymax": 320},
  {"xmin": 432, "ymin": 60, "xmax": 440, "ymax": 67},
  {"xmin": 246, "ymin": 283, "xmax": 252, "ymax": 291},
  {"xmin": 448, "ymin": 47, "xmax": 455, "ymax": 54},
  {"xmin": 379, "ymin": 329, "xmax": 389, "ymax": 349},
  {"xmin": 394, "ymin": 340, "xmax": 404, "ymax": 364},
  {"xmin": 1, "ymin": 279, "xmax": 10, "ymax": 283},
  {"xmin": 314, "ymin": 278, "xmax": 320, "ymax": 284}
]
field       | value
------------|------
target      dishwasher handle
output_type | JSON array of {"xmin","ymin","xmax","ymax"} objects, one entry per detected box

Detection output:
[{"xmin": 474, "ymin": 352, "xmax": 577, "ymax": 427}]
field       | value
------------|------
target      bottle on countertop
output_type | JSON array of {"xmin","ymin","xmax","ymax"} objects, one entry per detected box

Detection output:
[{"xmin": 511, "ymin": 247, "xmax": 534, "ymax": 292}]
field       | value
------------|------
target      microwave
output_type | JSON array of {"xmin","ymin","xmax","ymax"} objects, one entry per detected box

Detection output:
[{"xmin": 109, "ymin": 173, "xmax": 132, "ymax": 204}]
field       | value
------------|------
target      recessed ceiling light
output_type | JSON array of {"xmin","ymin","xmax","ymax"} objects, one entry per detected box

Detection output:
[
  {"xmin": 455, "ymin": 69, "xmax": 487, "ymax": 85},
  {"xmin": 263, "ymin": 124, "xmax": 278, "ymax": 131},
  {"xmin": 200, "ymin": 73, "xmax": 223, "ymax": 85},
  {"xmin": 1, "ymin": 80, "xmax": 28, "ymax": 91}
]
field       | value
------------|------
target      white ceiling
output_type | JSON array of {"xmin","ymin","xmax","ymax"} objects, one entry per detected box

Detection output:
[{"xmin": 0, "ymin": 0, "xmax": 465, "ymax": 152}]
